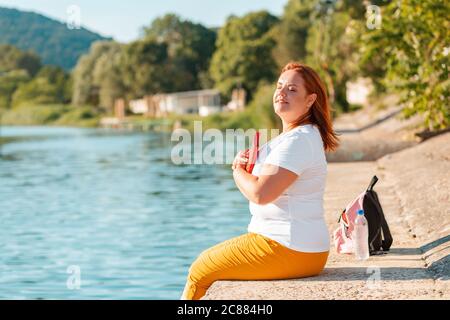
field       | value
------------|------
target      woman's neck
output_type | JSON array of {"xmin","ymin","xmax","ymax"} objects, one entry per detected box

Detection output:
[{"xmin": 282, "ymin": 121, "xmax": 312, "ymax": 133}]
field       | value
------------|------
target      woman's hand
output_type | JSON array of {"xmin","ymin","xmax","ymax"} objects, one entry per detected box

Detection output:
[{"xmin": 232, "ymin": 149, "xmax": 249, "ymax": 171}]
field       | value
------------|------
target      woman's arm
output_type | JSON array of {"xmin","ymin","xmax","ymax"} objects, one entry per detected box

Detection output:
[{"xmin": 232, "ymin": 164, "xmax": 298, "ymax": 205}]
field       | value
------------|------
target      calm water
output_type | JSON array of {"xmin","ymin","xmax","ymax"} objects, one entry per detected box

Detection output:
[{"xmin": 0, "ymin": 126, "xmax": 249, "ymax": 299}]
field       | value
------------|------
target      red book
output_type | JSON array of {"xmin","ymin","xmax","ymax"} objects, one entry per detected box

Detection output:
[{"xmin": 246, "ymin": 131, "xmax": 260, "ymax": 173}]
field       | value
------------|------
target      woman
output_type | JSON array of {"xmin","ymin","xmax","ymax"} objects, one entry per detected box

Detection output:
[{"xmin": 181, "ymin": 62, "xmax": 340, "ymax": 300}]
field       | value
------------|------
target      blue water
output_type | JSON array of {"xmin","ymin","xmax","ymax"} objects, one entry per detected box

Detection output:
[{"xmin": 0, "ymin": 126, "xmax": 249, "ymax": 299}]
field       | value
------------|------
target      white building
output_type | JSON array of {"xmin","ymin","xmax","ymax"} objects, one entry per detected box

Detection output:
[
  {"xmin": 129, "ymin": 99, "xmax": 148, "ymax": 114},
  {"xmin": 159, "ymin": 89, "xmax": 221, "ymax": 115},
  {"xmin": 128, "ymin": 89, "xmax": 221, "ymax": 117},
  {"xmin": 199, "ymin": 105, "xmax": 222, "ymax": 117}
]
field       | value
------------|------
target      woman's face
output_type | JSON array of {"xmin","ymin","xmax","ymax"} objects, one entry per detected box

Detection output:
[{"xmin": 273, "ymin": 70, "xmax": 316, "ymax": 125}]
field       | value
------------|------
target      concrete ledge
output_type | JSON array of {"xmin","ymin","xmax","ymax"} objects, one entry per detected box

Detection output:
[
  {"xmin": 203, "ymin": 133, "xmax": 450, "ymax": 300},
  {"xmin": 202, "ymin": 246, "xmax": 448, "ymax": 299}
]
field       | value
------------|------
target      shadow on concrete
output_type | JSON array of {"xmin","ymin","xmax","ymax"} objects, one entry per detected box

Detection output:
[
  {"xmin": 300, "ymin": 255, "xmax": 447, "ymax": 281},
  {"xmin": 420, "ymin": 234, "xmax": 450, "ymax": 253},
  {"xmin": 315, "ymin": 235, "xmax": 450, "ymax": 281},
  {"xmin": 383, "ymin": 234, "xmax": 450, "ymax": 256},
  {"xmin": 310, "ymin": 266, "xmax": 433, "ymax": 281},
  {"xmin": 335, "ymin": 108, "xmax": 403, "ymax": 134}
]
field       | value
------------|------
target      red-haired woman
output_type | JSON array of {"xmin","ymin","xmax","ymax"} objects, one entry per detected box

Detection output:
[{"xmin": 181, "ymin": 62, "xmax": 340, "ymax": 300}]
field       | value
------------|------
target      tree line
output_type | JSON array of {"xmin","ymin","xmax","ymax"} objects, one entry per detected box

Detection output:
[{"xmin": 0, "ymin": 0, "xmax": 448, "ymax": 130}]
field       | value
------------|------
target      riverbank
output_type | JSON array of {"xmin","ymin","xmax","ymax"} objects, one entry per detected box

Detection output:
[
  {"xmin": 0, "ymin": 136, "xmax": 16, "ymax": 145},
  {"xmin": 0, "ymin": 104, "xmax": 101, "ymax": 127},
  {"xmin": 202, "ymin": 132, "xmax": 450, "ymax": 300}
]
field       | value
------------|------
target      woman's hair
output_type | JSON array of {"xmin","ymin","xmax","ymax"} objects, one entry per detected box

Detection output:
[{"xmin": 280, "ymin": 62, "xmax": 340, "ymax": 152}]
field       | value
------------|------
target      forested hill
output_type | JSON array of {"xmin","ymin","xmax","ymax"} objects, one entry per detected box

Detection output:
[{"xmin": 0, "ymin": 6, "xmax": 110, "ymax": 70}]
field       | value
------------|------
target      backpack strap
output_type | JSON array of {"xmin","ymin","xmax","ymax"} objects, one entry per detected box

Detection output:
[
  {"xmin": 371, "ymin": 190, "xmax": 394, "ymax": 251},
  {"xmin": 367, "ymin": 175, "xmax": 378, "ymax": 192},
  {"xmin": 380, "ymin": 207, "xmax": 393, "ymax": 250}
]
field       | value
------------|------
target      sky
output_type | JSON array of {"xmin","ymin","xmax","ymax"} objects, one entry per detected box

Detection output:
[{"xmin": 0, "ymin": 0, "xmax": 287, "ymax": 42}]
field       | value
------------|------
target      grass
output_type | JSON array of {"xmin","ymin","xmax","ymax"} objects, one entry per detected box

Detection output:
[
  {"xmin": 0, "ymin": 102, "xmax": 272, "ymax": 132},
  {"xmin": 0, "ymin": 104, "xmax": 101, "ymax": 127},
  {"xmin": 0, "ymin": 136, "xmax": 17, "ymax": 145}
]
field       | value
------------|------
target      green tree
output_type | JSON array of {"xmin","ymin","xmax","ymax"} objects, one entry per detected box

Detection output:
[
  {"xmin": 11, "ymin": 66, "xmax": 70, "ymax": 107},
  {"xmin": 120, "ymin": 38, "xmax": 169, "ymax": 98},
  {"xmin": 361, "ymin": 0, "xmax": 449, "ymax": 130},
  {"xmin": 272, "ymin": 0, "xmax": 317, "ymax": 67},
  {"xmin": 91, "ymin": 43, "xmax": 125, "ymax": 110},
  {"xmin": 142, "ymin": 14, "xmax": 217, "ymax": 91},
  {"xmin": 305, "ymin": 4, "xmax": 359, "ymax": 113},
  {"xmin": 72, "ymin": 15, "xmax": 217, "ymax": 110},
  {"xmin": 0, "ymin": 44, "xmax": 41, "ymax": 76},
  {"xmin": 209, "ymin": 11, "xmax": 279, "ymax": 100},
  {"xmin": 0, "ymin": 44, "xmax": 40, "ymax": 109},
  {"xmin": 298, "ymin": 0, "xmax": 387, "ymax": 113},
  {"xmin": 72, "ymin": 41, "xmax": 124, "ymax": 107},
  {"xmin": 0, "ymin": 70, "xmax": 30, "ymax": 109}
]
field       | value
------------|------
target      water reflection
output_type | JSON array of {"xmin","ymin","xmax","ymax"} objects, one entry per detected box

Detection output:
[{"xmin": 0, "ymin": 126, "xmax": 248, "ymax": 299}]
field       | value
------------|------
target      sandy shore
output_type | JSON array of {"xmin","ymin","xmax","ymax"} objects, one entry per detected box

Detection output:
[{"xmin": 202, "ymin": 130, "xmax": 449, "ymax": 300}]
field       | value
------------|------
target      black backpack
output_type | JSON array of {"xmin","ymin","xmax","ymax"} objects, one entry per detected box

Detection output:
[
  {"xmin": 334, "ymin": 176, "xmax": 393, "ymax": 255},
  {"xmin": 364, "ymin": 176, "xmax": 393, "ymax": 254}
]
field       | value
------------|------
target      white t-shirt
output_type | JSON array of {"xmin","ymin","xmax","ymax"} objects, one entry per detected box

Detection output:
[{"xmin": 247, "ymin": 124, "xmax": 330, "ymax": 253}]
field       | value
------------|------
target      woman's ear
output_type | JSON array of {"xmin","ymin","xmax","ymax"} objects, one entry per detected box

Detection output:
[{"xmin": 307, "ymin": 93, "xmax": 317, "ymax": 109}]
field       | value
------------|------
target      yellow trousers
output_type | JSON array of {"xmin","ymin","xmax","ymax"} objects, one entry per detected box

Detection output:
[{"xmin": 181, "ymin": 232, "xmax": 329, "ymax": 300}]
